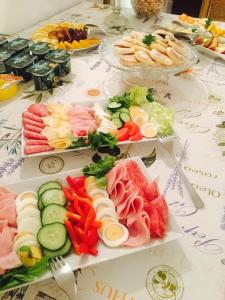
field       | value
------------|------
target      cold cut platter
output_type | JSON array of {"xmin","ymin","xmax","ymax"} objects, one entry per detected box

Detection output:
[
  {"xmin": 0, "ymin": 157, "xmax": 182, "ymax": 293},
  {"xmin": 21, "ymin": 85, "xmax": 175, "ymax": 158}
]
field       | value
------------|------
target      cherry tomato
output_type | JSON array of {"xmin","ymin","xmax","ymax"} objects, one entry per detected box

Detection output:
[
  {"xmin": 124, "ymin": 122, "xmax": 140, "ymax": 136},
  {"xmin": 129, "ymin": 130, "xmax": 143, "ymax": 141},
  {"xmin": 115, "ymin": 127, "xmax": 129, "ymax": 141}
]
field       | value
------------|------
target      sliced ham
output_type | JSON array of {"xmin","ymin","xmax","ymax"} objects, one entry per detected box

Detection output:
[
  {"xmin": 110, "ymin": 181, "xmax": 126, "ymax": 206},
  {"xmin": 22, "ymin": 118, "xmax": 45, "ymax": 129},
  {"xmin": 0, "ymin": 204, "xmax": 17, "ymax": 227},
  {"xmin": 26, "ymin": 139, "xmax": 49, "ymax": 146},
  {"xmin": 25, "ymin": 145, "xmax": 54, "ymax": 154},
  {"xmin": 106, "ymin": 161, "xmax": 128, "ymax": 194},
  {"xmin": 24, "ymin": 130, "xmax": 47, "ymax": 140},
  {"xmin": 22, "ymin": 111, "xmax": 43, "ymax": 123},
  {"xmin": 144, "ymin": 181, "xmax": 160, "ymax": 202},
  {"xmin": 126, "ymin": 160, "xmax": 148, "ymax": 200},
  {"xmin": 123, "ymin": 212, "xmax": 150, "ymax": 247},
  {"xmin": 23, "ymin": 124, "xmax": 42, "ymax": 134},
  {"xmin": 0, "ymin": 251, "xmax": 21, "ymax": 270},
  {"xmin": 0, "ymin": 226, "xmax": 13, "ymax": 256},
  {"xmin": 116, "ymin": 193, "xmax": 144, "ymax": 220},
  {"xmin": 28, "ymin": 103, "xmax": 49, "ymax": 117}
]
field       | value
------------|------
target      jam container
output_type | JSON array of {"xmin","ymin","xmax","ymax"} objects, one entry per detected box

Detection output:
[
  {"xmin": 5, "ymin": 51, "xmax": 38, "ymax": 81},
  {"xmin": 0, "ymin": 74, "xmax": 23, "ymax": 101},
  {"xmin": 29, "ymin": 42, "xmax": 50, "ymax": 59},
  {"xmin": 45, "ymin": 49, "xmax": 71, "ymax": 77},
  {"xmin": 7, "ymin": 38, "xmax": 30, "ymax": 54},
  {"xmin": 0, "ymin": 35, "xmax": 8, "ymax": 47},
  {"xmin": 26, "ymin": 60, "xmax": 58, "ymax": 91},
  {"xmin": 0, "ymin": 47, "xmax": 16, "ymax": 73}
]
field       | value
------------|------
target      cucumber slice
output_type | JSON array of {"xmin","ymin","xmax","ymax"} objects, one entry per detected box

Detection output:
[
  {"xmin": 107, "ymin": 102, "xmax": 122, "ymax": 109},
  {"xmin": 111, "ymin": 112, "xmax": 121, "ymax": 119},
  {"xmin": 38, "ymin": 223, "xmax": 67, "ymax": 251},
  {"xmin": 39, "ymin": 156, "xmax": 64, "ymax": 175},
  {"xmin": 117, "ymin": 107, "xmax": 130, "ymax": 114},
  {"xmin": 41, "ymin": 204, "xmax": 67, "ymax": 225},
  {"xmin": 112, "ymin": 118, "xmax": 123, "ymax": 129},
  {"xmin": 38, "ymin": 198, "xmax": 44, "ymax": 210},
  {"xmin": 38, "ymin": 181, "xmax": 61, "ymax": 198},
  {"xmin": 41, "ymin": 189, "xmax": 67, "ymax": 207},
  {"xmin": 42, "ymin": 237, "xmax": 71, "ymax": 258},
  {"xmin": 120, "ymin": 112, "xmax": 131, "ymax": 123}
]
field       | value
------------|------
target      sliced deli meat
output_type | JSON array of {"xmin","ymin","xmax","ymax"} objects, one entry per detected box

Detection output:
[
  {"xmin": 23, "ymin": 124, "xmax": 42, "ymax": 134},
  {"xmin": 22, "ymin": 118, "xmax": 45, "ymax": 129},
  {"xmin": 26, "ymin": 139, "xmax": 49, "ymax": 146},
  {"xmin": 24, "ymin": 130, "xmax": 48, "ymax": 140},
  {"xmin": 22, "ymin": 112, "xmax": 43, "ymax": 123},
  {"xmin": 28, "ymin": 103, "xmax": 49, "ymax": 117},
  {"xmin": 144, "ymin": 181, "xmax": 160, "ymax": 202},
  {"xmin": 25, "ymin": 145, "xmax": 54, "ymax": 154}
]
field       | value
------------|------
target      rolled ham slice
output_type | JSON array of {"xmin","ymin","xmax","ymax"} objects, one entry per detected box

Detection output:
[
  {"xmin": 123, "ymin": 212, "xmax": 150, "ymax": 247},
  {"xmin": 22, "ymin": 118, "xmax": 45, "ymax": 129},
  {"xmin": 28, "ymin": 103, "xmax": 49, "ymax": 117},
  {"xmin": 26, "ymin": 139, "xmax": 49, "ymax": 146},
  {"xmin": 25, "ymin": 145, "xmax": 54, "ymax": 154},
  {"xmin": 24, "ymin": 130, "xmax": 47, "ymax": 140},
  {"xmin": 23, "ymin": 124, "xmax": 42, "ymax": 134},
  {"xmin": 22, "ymin": 111, "xmax": 43, "ymax": 123},
  {"xmin": 0, "ymin": 251, "xmax": 21, "ymax": 270}
]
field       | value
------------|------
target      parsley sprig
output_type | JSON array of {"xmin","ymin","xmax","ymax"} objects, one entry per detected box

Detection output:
[
  {"xmin": 143, "ymin": 34, "xmax": 155, "ymax": 46},
  {"xmin": 205, "ymin": 17, "xmax": 212, "ymax": 28}
]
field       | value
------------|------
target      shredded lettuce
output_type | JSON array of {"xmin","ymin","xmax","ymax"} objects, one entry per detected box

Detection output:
[{"xmin": 142, "ymin": 102, "xmax": 174, "ymax": 134}]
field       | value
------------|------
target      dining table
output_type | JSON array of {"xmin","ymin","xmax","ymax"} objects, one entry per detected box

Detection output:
[{"xmin": 0, "ymin": 0, "xmax": 225, "ymax": 299}]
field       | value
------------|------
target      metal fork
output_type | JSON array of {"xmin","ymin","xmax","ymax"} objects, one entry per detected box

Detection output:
[
  {"xmin": 158, "ymin": 133, "xmax": 205, "ymax": 209},
  {"xmin": 49, "ymin": 256, "xmax": 77, "ymax": 299}
]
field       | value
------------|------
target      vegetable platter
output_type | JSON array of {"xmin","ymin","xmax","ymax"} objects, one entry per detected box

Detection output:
[
  {"xmin": 21, "ymin": 85, "xmax": 175, "ymax": 158},
  {"xmin": 0, "ymin": 157, "xmax": 182, "ymax": 293}
]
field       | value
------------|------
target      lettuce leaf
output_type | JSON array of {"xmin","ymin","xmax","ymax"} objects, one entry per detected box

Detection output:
[
  {"xmin": 142, "ymin": 102, "xmax": 174, "ymax": 134},
  {"xmin": 129, "ymin": 86, "xmax": 148, "ymax": 106}
]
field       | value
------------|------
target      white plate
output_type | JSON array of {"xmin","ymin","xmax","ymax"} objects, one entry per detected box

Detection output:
[
  {"xmin": 22, "ymin": 100, "xmax": 175, "ymax": 158},
  {"xmin": 1, "ymin": 157, "xmax": 182, "ymax": 293},
  {"xmin": 195, "ymin": 45, "xmax": 225, "ymax": 62}
]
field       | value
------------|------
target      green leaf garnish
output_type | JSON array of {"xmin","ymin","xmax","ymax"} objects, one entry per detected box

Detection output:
[
  {"xmin": 88, "ymin": 132, "xmax": 117, "ymax": 151},
  {"xmin": 192, "ymin": 28, "xmax": 197, "ymax": 32},
  {"xmin": 143, "ymin": 34, "xmax": 155, "ymax": 46},
  {"xmin": 19, "ymin": 246, "xmax": 32, "ymax": 258},
  {"xmin": 83, "ymin": 155, "xmax": 115, "ymax": 178},
  {"xmin": 205, "ymin": 17, "xmax": 212, "ymax": 28}
]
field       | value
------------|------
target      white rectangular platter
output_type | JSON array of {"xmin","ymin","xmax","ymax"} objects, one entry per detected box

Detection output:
[{"xmin": 1, "ymin": 157, "xmax": 182, "ymax": 293}]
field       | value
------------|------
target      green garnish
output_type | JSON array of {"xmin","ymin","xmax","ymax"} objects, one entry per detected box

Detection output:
[
  {"xmin": 205, "ymin": 17, "xmax": 212, "ymax": 28},
  {"xmin": 192, "ymin": 28, "xmax": 197, "ymax": 32},
  {"xmin": 83, "ymin": 155, "xmax": 115, "ymax": 178},
  {"xmin": 109, "ymin": 93, "xmax": 131, "ymax": 108},
  {"xmin": 146, "ymin": 88, "xmax": 156, "ymax": 102},
  {"xmin": 143, "ymin": 34, "xmax": 155, "ymax": 46},
  {"xmin": 0, "ymin": 257, "xmax": 49, "ymax": 291},
  {"xmin": 88, "ymin": 132, "xmax": 117, "ymax": 151},
  {"xmin": 69, "ymin": 137, "xmax": 87, "ymax": 149},
  {"xmin": 19, "ymin": 246, "xmax": 32, "ymax": 258}
]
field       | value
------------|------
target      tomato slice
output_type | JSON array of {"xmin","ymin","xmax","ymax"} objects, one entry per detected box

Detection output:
[
  {"xmin": 124, "ymin": 122, "xmax": 140, "ymax": 136},
  {"xmin": 115, "ymin": 127, "xmax": 129, "ymax": 141},
  {"xmin": 129, "ymin": 130, "xmax": 143, "ymax": 141}
]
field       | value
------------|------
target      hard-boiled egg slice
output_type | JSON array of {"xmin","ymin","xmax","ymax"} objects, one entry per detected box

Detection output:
[
  {"xmin": 140, "ymin": 123, "xmax": 158, "ymax": 138},
  {"xmin": 98, "ymin": 217, "xmax": 118, "ymax": 238},
  {"xmin": 17, "ymin": 207, "xmax": 40, "ymax": 223},
  {"xmin": 16, "ymin": 198, "xmax": 38, "ymax": 213},
  {"xmin": 13, "ymin": 232, "xmax": 38, "ymax": 252},
  {"xmin": 18, "ymin": 217, "xmax": 41, "ymax": 236},
  {"xmin": 88, "ymin": 188, "xmax": 108, "ymax": 200},
  {"xmin": 97, "ymin": 207, "xmax": 118, "ymax": 221},
  {"xmin": 16, "ymin": 191, "xmax": 37, "ymax": 202},
  {"xmin": 102, "ymin": 222, "xmax": 129, "ymax": 247},
  {"xmin": 93, "ymin": 198, "xmax": 114, "ymax": 212}
]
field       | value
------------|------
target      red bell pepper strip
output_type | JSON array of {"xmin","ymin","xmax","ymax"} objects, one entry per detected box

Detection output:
[
  {"xmin": 64, "ymin": 220, "xmax": 81, "ymax": 255},
  {"xmin": 66, "ymin": 212, "xmax": 83, "ymax": 224},
  {"xmin": 72, "ymin": 176, "xmax": 86, "ymax": 188},
  {"xmin": 91, "ymin": 220, "xmax": 102, "ymax": 229},
  {"xmin": 74, "ymin": 227, "xmax": 85, "ymax": 241},
  {"xmin": 88, "ymin": 247, "xmax": 98, "ymax": 256},
  {"xmin": 84, "ymin": 228, "xmax": 99, "ymax": 247},
  {"xmin": 79, "ymin": 242, "xmax": 89, "ymax": 254},
  {"xmin": 84, "ymin": 207, "xmax": 96, "ymax": 234},
  {"xmin": 63, "ymin": 188, "xmax": 85, "ymax": 217}
]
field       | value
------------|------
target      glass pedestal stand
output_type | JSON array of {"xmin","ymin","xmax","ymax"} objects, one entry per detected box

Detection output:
[{"xmin": 103, "ymin": 0, "xmax": 128, "ymax": 34}]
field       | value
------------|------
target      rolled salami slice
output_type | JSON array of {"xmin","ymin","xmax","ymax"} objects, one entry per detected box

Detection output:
[
  {"xmin": 24, "ymin": 130, "xmax": 47, "ymax": 140},
  {"xmin": 25, "ymin": 145, "xmax": 54, "ymax": 154}
]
